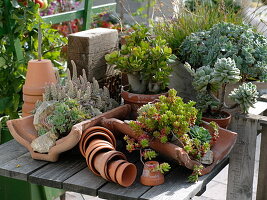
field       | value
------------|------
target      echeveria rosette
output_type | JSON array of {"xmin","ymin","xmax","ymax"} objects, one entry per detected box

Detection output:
[
  {"xmin": 180, "ymin": 22, "xmax": 267, "ymax": 82},
  {"xmin": 212, "ymin": 58, "xmax": 241, "ymax": 84},
  {"xmin": 229, "ymin": 82, "xmax": 259, "ymax": 113}
]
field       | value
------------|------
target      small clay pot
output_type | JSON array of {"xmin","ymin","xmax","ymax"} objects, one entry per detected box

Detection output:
[
  {"xmin": 23, "ymin": 94, "xmax": 43, "ymax": 104},
  {"xmin": 86, "ymin": 145, "xmax": 114, "ymax": 176},
  {"xmin": 23, "ymin": 59, "xmax": 57, "ymax": 95},
  {"xmin": 82, "ymin": 132, "xmax": 115, "ymax": 157},
  {"xmin": 22, "ymin": 112, "xmax": 32, "ymax": 117},
  {"xmin": 202, "ymin": 110, "xmax": 231, "ymax": 129},
  {"xmin": 108, "ymin": 160, "xmax": 127, "ymax": 183},
  {"xmin": 121, "ymin": 86, "xmax": 167, "ymax": 119},
  {"xmin": 140, "ymin": 161, "xmax": 164, "ymax": 186},
  {"xmin": 115, "ymin": 162, "xmax": 137, "ymax": 187},
  {"xmin": 22, "ymin": 102, "xmax": 35, "ymax": 114}
]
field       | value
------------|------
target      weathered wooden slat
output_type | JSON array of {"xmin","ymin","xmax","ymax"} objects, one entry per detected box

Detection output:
[
  {"xmin": 28, "ymin": 154, "xmax": 86, "ymax": 189},
  {"xmin": 256, "ymin": 125, "xmax": 267, "ymax": 200},
  {"xmin": 63, "ymin": 167, "xmax": 107, "ymax": 196},
  {"xmin": 248, "ymin": 101, "xmax": 267, "ymax": 115},
  {"xmin": 140, "ymin": 157, "xmax": 229, "ymax": 200},
  {"xmin": 0, "ymin": 140, "xmax": 28, "ymax": 165},
  {"xmin": 227, "ymin": 115, "xmax": 258, "ymax": 200},
  {"xmin": 0, "ymin": 152, "xmax": 47, "ymax": 181},
  {"xmin": 98, "ymin": 162, "xmax": 151, "ymax": 200}
]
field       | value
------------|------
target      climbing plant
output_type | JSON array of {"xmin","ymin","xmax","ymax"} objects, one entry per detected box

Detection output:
[{"xmin": 0, "ymin": 0, "xmax": 67, "ymax": 119}]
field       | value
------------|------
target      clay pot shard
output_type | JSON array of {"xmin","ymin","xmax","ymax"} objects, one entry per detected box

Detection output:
[{"xmin": 140, "ymin": 161, "xmax": 164, "ymax": 186}]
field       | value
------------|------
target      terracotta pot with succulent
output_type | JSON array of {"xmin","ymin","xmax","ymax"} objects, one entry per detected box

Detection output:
[
  {"xmin": 22, "ymin": 21, "xmax": 57, "ymax": 116},
  {"xmin": 105, "ymin": 25, "xmax": 176, "ymax": 117},
  {"xmin": 187, "ymin": 57, "xmax": 259, "ymax": 128},
  {"xmin": 7, "ymin": 61, "xmax": 121, "ymax": 162},
  {"xmin": 101, "ymin": 89, "xmax": 238, "ymax": 182}
]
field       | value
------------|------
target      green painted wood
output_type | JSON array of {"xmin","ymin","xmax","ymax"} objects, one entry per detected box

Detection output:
[
  {"xmin": 82, "ymin": 0, "xmax": 93, "ymax": 30},
  {"xmin": 42, "ymin": 3, "xmax": 117, "ymax": 26}
]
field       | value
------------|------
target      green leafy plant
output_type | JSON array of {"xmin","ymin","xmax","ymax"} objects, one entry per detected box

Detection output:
[
  {"xmin": 105, "ymin": 25, "xmax": 176, "ymax": 94},
  {"xmin": 190, "ymin": 57, "xmax": 259, "ymax": 114},
  {"xmin": 181, "ymin": 22, "xmax": 267, "ymax": 82},
  {"xmin": 153, "ymin": 1, "xmax": 243, "ymax": 55},
  {"xmin": 124, "ymin": 89, "xmax": 218, "ymax": 181},
  {"xmin": 188, "ymin": 164, "xmax": 204, "ymax": 183}
]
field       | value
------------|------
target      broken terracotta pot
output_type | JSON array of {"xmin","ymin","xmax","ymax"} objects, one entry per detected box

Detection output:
[
  {"xmin": 140, "ymin": 161, "xmax": 164, "ymax": 186},
  {"xmin": 101, "ymin": 117, "xmax": 237, "ymax": 175},
  {"xmin": 121, "ymin": 86, "xmax": 167, "ymax": 119},
  {"xmin": 7, "ymin": 104, "xmax": 131, "ymax": 162}
]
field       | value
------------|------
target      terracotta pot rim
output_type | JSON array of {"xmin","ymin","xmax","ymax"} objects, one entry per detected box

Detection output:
[
  {"xmin": 121, "ymin": 85, "xmax": 167, "ymax": 99},
  {"xmin": 116, "ymin": 162, "xmax": 137, "ymax": 187},
  {"xmin": 108, "ymin": 160, "xmax": 127, "ymax": 183},
  {"xmin": 202, "ymin": 110, "xmax": 231, "ymax": 121}
]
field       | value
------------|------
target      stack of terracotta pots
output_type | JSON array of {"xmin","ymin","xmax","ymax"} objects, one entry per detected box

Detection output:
[
  {"xmin": 22, "ymin": 59, "xmax": 57, "ymax": 117},
  {"xmin": 79, "ymin": 126, "xmax": 137, "ymax": 187}
]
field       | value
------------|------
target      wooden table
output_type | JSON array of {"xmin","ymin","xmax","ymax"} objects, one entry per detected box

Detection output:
[{"xmin": 0, "ymin": 140, "xmax": 229, "ymax": 200}]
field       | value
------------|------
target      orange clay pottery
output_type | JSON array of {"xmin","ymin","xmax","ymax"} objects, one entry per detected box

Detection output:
[
  {"xmin": 23, "ymin": 59, "xmax": 57, "ymax": 95},
  {"xmin": 86, "ymin": 145, "xmax": 114, "ymax": 176},
  {"xmin": 115, "ymin": 162, "xmax": 137, "ymax": 187},
  {"xmin": 23, "ymin": 94, "xmax": 43, "ymax": 104},
  {"xmin": 202, "ymin": 110, "xmax": 231, "ymax": 129},
  {"xmin": 79, "ymin": 126, "xmax": 116, "ymax": 157},
  {"xmin": 108, "ymin": 160, "xmax": 127, "ymax": 183},
  {"xmin": 121, "ymin": 86, "xmax": 167, "ymax": 119},
  {"xmin": 22, "ymin": 102, "xmax": 35, "ymax": 114},
  {"xmin": 82, "ymin": 132, "xmax": 115, "ymax": 155},
  {"xmin": 140, "ymin": 161, "xmax": 164, "ymax": 186}
]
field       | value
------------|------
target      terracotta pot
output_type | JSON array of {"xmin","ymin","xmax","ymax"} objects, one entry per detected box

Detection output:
[
  {"xmin": 121, "ymin": 86, "xmax": 167, "ymax": 119},
  {"xmin": 202, "ymin": 111, "xmax": 231, "ymax": 129},
  {"xmin": 104, "ymin": 151, "xmax": 127, "ymax": 181},
  {"xmin": 22, "ymin": 113, "xmax": 32, "ymax": 117},
  {"xmin": 79, "ymin": 126, "xmax": 117, "ymax": 157},
  {"xmin": 108, "ymin": 160, "xmax": 127, "ymax": 183},
  {"xmin": 86, "ymin": 145, "xmax": 114, "ymax": 176},
  {"xmin": 115, "ymin": 162, "xmax": 137, "ymax": 187},
  {"xmin": 22, "ymin": 102, "xmax": 35, "ymax": 114},
  {"xmin": 140, "ymin": 161, "xmax": 164, "ymax": 186},
  {"xmin": 101, "ymin": 117, "xmax": 238, "ymax": 176},
  {"xmin": 81, "ymin": 132, "xmax": 115, "ymax": 157},
  {"xmin": 7, "ymin": 105, "xmax": 131, "ymax": 162},
  {"xmin": 84, "ymin": 141, "xmax": 114, "ymax": 162},
  {"xmin": 23, "ymin": 59, "xmax": 57, "ymax": 95},
  {"xmin": 23, "ymin": 94, "xmax": 43, "ymax": 104}
]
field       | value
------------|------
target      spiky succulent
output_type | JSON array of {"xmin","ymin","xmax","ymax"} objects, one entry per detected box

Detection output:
[{"xmin": 229, "ymin": 82, "xmax": 259, "ymax": 113}]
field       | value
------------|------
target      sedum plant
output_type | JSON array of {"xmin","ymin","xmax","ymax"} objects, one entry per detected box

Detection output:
[
  {"xmin": 190, "ymin": 57, "xmax": 258, "ymax": 114},
  {"xmin": 181, "ymin": 22, "xmax": 267, "ymax": 82},
  {"xmin": 105, "ymin": 25, "xmax": 176, "ymax": 94}
]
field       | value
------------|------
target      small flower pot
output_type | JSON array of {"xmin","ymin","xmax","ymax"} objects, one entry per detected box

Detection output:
[
  {"xmin": 140, "ymin": 161, "xmax": 164, "ymax": 186},
  {"xmin": 121, "ymin": 86, "xmax": 167, "ymax": 119},
  {"xmin": 115, "ymin": 162, "xmax": 137, "ymax": 187},
  {"xmin": 108, "ymin": 160, "xmax": 127, "ymax": 183},
  {"xmin": 202, "ymin": 110, "xmax": 231, "ymax": 129},
  {"xmin": 23, "ymin": 59, "xmax": 57, "ymax": 96},
  {"xmin": 22, "ymin": 102, "xmax": 35, "ymax": 114}
]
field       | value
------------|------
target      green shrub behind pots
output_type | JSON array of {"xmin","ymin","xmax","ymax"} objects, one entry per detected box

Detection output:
[
  {"xmin": 105, "ymin": 25, "xmax": 176, "ymax": 94},
  {"xmin": 181, "ymin": 22, "xmax": 267, "ymax": 82}
]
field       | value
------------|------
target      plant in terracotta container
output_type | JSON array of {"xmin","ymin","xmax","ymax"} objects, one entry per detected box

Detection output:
[
  {"xmin": 105, "ymin": 25, "xmax": 176, "ymax": 116},
  {"xmin": 189, "ymin": 57, "xmax": 259, "ymax": 128},
  {"xmin": 122, "ymin": 89, "xmax": 221, "ymax": 182}
]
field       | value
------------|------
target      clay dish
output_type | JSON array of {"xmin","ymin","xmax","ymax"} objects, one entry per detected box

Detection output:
[
  {"xmin": 115, "ymin": 162, "xmax": 137, "ymax": 187},
  {"xmin": 108, "ymin": 160, "xmax": 127, "ymax": 183}
]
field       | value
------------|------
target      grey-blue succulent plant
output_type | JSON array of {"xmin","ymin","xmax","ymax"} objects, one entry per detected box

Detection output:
[{"xmin": 181, "ymin": 22, "xmax": 267, "ymax": 82}]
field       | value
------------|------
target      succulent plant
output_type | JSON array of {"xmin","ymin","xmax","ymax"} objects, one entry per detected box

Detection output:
[
  {"xmin": 181, "ymin": 22, "xmax": 267, "ymax": 82},
  {"xmin": 191, "ymin": 57, "xmax": 257, "ymax": 114},
  {"xmin": 105, "ymin": 25, "xmax": 176, "ymax": 94},
  {"xmin": 189, "ymin": 126, "xmax": 212, "ymax": 144},
  {"xmin": 229, "ymin": 82, "xmax": 259, "ymax": 113},
  {"xmin": 40, "ymin": 60, "xmax": 119, "ymax": 117}
]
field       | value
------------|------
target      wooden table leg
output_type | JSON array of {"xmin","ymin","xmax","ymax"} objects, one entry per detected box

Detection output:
[
  {"xmin": 256, "ymin": 125, "xmax": 267, "ymax": 200},
  {"xmin": 227, "ymin": 115, "xmax": 258, "ymax": 200}
]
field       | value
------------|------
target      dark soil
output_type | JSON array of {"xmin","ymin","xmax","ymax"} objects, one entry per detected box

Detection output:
[{"xmin": 203, "ymin": 111, "xmax": 229, "ymax": 119}]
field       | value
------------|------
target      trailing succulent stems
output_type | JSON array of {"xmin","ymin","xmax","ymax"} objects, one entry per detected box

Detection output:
[
  {"xmin": 190, "ymin": 57, "xmax": 259, "ymax": 115},
  {"xmin": 124, "ymin": 88, "xmax": 219, "ymax": 182},
  {"xmin": 105, "ymin": 25, "xmax": 176, "ymax": 94}
]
